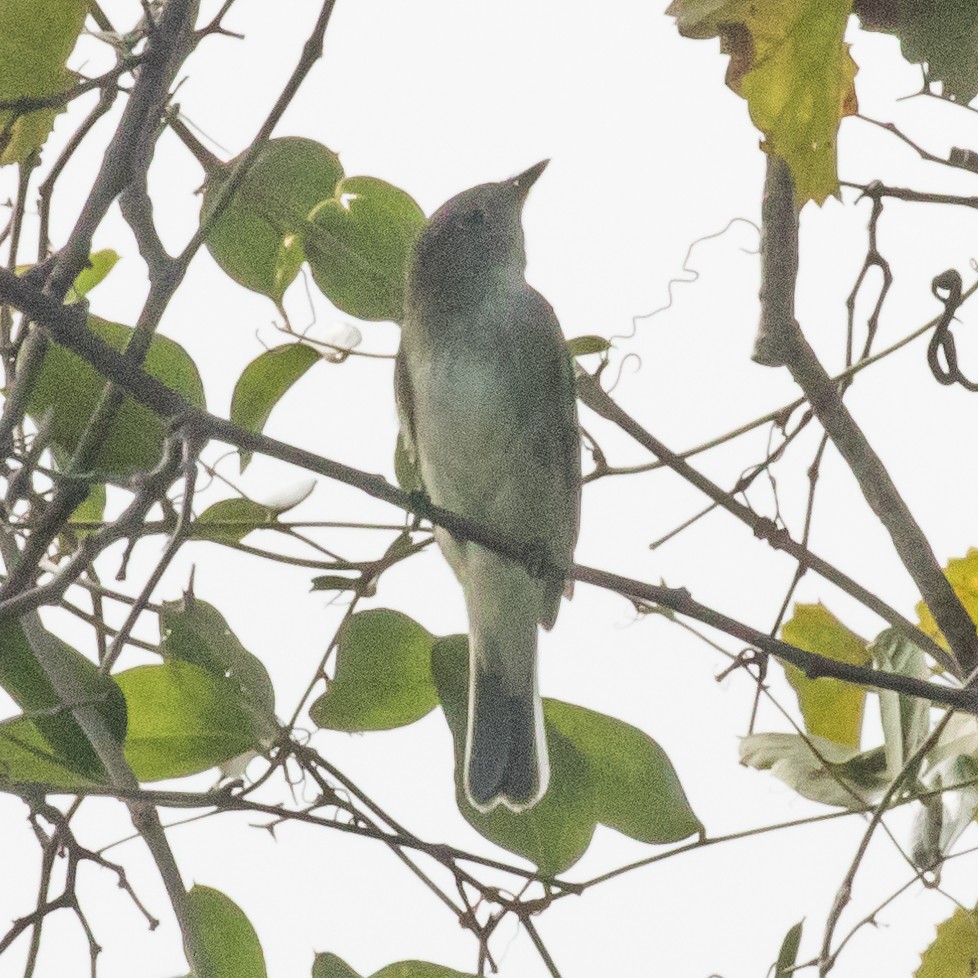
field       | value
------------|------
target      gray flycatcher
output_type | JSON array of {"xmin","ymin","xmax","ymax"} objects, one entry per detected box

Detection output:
[{"xmin": 395, "ymin": 160, "xmax": 581, "ymax": 812}]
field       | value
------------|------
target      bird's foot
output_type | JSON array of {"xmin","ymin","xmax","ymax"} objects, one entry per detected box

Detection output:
[
  {"xmin": 406, "ymin": 489, "xmax": 433, "ymax": 530},
  {"xmin": 520, "ymin": 539, "xmax": 552, "ymax": 581}
]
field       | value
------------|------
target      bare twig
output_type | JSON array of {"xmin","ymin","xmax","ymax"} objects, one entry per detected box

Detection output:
[
  {"xmin": 818, "ymin": 712, "xmax": 955, "ymax": 976},
  {"xmin": 841, "ymin": 180, "xmax": 978, "ymax": 210},
  {"xmin": 522, "ymin": 917, "xmax": 562, "ymax": 978},
  {"xmin": 575, "ymin": 371, "xmax": 952, "ymax": 671},
  {"xmin": 100, "ymin": 433, "xmax": 200, "ymax": 673},
  {"xmin": 37, "ymin": 84, "xmax": 120, "ymax": 255}
]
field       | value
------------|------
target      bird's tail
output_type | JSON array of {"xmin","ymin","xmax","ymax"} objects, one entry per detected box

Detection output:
[{"xmin": 463, "ymin": 564, "xmax": 550, "ymax": 813}]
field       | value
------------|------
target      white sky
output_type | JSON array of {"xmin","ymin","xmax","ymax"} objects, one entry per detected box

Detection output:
[{"xmin": 2, "ymin": 2, "xmax": 978, "ymax": 977}]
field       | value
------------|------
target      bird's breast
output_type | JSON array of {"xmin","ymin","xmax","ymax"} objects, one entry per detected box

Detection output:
[{"xmin": 401, "ymin": 313, "xmax": 567, "ymax": 537}]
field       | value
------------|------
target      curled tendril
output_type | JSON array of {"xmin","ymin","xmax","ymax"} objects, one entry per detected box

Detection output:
[{"xmin": 927, "ymin": 269, "xmax": 978, "ymax": 392}]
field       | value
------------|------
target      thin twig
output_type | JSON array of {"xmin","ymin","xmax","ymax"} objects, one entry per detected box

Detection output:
[
  {"xmin": 522, "ymin": 917, "xmax": 562, "ymax": 978},
  {"xmin": 575, "ymin": 371, "xmax": 953, "ymax": 672},
  {"xmin": 100, "ymin": 434, "xmax": 200, "ymax": 673},
  {"xmin": 818, "ymin": 712, "xmax": 955, "ymax": 976}
]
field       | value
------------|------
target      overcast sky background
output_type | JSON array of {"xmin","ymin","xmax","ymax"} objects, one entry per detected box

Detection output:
[{"xmin": 2, "ymin": 2, "xmax": 978, "ymax": 976}]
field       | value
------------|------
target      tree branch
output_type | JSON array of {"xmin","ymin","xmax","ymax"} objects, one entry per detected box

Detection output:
[
  {"xmin": 574, "ymin": 371, "xmax": 954, "ymax": 672},
  {"xmin": 1, "ymin": 267, "xmax": 975, "ymax": 715},
  {"xmin": 763, "ymin": 157, "xmax": 978, "ymax": 676}
]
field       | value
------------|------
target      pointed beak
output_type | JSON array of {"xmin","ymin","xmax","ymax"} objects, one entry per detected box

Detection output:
[{"xmin": 511, "ymin": 159, "xmax": 549, "ymax": 199}]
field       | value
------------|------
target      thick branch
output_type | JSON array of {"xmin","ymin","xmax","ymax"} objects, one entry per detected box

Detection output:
[
  {"xmin": 780, "ymin": 330, "xmax": 978, "ymax": 671},
  {"xmin": 752, "ymin": 154, "xmax": 798, "ymax": 367},
  {"xmin": 765, "ymin": 159, "xmax": 978, "ymax": 676},
  {"xmin": 0, "ymin": 3, "xmax": 204, "ymax": 971}
]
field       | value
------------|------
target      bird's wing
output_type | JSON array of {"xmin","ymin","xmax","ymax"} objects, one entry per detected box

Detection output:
[
  {"xmin": 394, "ymin": 345, "xmax": 414, "ymax": 449},
  {"xmin": 395, "ymin": 342, "xmax": 430, "ymax": 496},
  {"xmin": 521, "ymin": 288, "xmax": 581, "ymax": 628}
]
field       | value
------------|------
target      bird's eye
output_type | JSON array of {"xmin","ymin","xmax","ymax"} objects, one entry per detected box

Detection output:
[{"xmin": 464, "ymin": 208, "xmax": 486, "ymax": 226}]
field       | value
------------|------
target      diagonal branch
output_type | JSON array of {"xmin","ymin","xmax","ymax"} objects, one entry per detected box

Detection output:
[
  {"xmin": 0, "ymin": 3, "xmax": 203, "ymax": 972},
  {"xmin": 574, "ymin": 371, "xmax": 954, "ymax": 673},
  {"xmin": 1, "ymin": 267, "xmax": 977, "ymax": 715},
  {"xmin": 759, "ymin": 155, "xmax": 978, "ymax": 676},
  {"xmin": 780, "ymin": 323, "xmax": 978, "ymax": 673}
]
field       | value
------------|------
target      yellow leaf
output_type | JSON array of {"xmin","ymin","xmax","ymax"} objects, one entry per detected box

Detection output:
[
  {"xmin": 915, "ymin": 906, "xmax": 978, "ymax": 978},
  {"xmin": 668, "ymin": 0, "xmax": 858, "ymax": 202},
  {"xmin": 781, "ymin": 603, "xmax": 870, "ymax": 749},
  {"xmin": 916, "ymin": 549, "xmax": 978, "ymax": 651}
]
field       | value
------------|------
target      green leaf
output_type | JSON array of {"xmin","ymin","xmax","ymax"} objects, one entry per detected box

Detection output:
[
  {"xmin": 159, "ymin": 597, "xmax": 277, "ymax": 740},
  {"xmin": 0, "ymin": 614, "xmax": 126, "ymax": 779},
  {"xmin": 431, "ymin": 636, "xmax": 699, "ymax": 874},
  {"xmin": 67, "ymin": 249, "xmax": 120, "ymax": 303},
  {"xmin": 0, "ymin": 716, "xmax": 99, "ymax": 789},
  {"xmin": 567, "ymin": 335, "xmax": 611, "ymax": 357},
  {"xmin": 20, "ymin": 251, "xmax": 120, "ymax": 305},
  {"xmin": 186, "ymin": 885, "xmax": 267, "ymax": 978},
  {"xmin": 373, "ymin": 964, "xmax": 479, "ymax": 978},
  {"xmin": 781, "ymin": 603, "xmax": 870, "ymax": 749},
  {"xmin": 68, "ymin": 482, "xmax": 106, "ymax": 531},
  {"xmin": 855, "ymin": 1, "xmax": 978, "ymax": 105},
  {"xmin": 312, "ymin": 956, "xmax": 478, "ymax": 978},
  {"xmin": 871, "ymin": 628, "xmax": 930, "ymax": 779},
  {"xmin": 668, "ymin": 0, "xmax": 857, "ymax": 202},
  {"xmin": 116, "ymin": 662, "xmax": 258, "ymax": 781},
  {"xmin": 310, "ymin": 610, "xmax": 439, "ymax": 732},
  {"xmin": 740, "ymin": 732, "xmax": 890, "ymax": 809},
  {"xmin": 313, "ymin": 955, "xmax": 361, "ymax": 978},
  {"xmin": 60, "ymin": 477, "xmax": 107, "ymax": 551},
  {"xmin": 304, "ymin": 176, "xmax": 425, "ymax": 322},
  {"xmin": 912, "ymin": 716, "xmax": 978, "ymax": 877},
  {"xmin": 204, "ymin": 137, "xmax": 343, "ymax": 302},
  {"xmin": 309, "ymin": 575, "xmax": 360, "ymax": 594},
  {"xmin": 192, "ymin": 499, "xmax": 280, "ymax": 544},
  {"xmin": 910, "ymin": 794, "xmax": 945, "ymax": 878},
  {"xmin": 25, "ymin": 316, "xmax": 206, "ymax": 479},
  {"xmin": 0, "ymin": 0, "xmax": 88, "ymax": 165},
  {"xmin": 915, "ymin": 906, "xmax": 978, "ymax": 978},
  {"xmin": 775, "ymin": 920, "xmax": 804, "ymax": 978},
  {"xmin": 545, "ymin": 699, "xmax": 702, "ymax": 844},
  {"xmin": 229, "ymin": 343, "xmax": 320, "ymax": 471}
]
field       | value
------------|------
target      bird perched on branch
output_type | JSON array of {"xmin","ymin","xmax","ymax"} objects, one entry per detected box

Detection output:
[{"xmin": 396, "ymin": 161, "xmax": 581, "ymax": 812}]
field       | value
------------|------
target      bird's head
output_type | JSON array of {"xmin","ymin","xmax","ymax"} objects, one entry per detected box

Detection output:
[{"xmin": 408, "ymin": 160, "xmax": 549, "ymax": 304}]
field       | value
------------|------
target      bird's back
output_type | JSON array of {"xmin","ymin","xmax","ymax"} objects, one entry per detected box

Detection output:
[{"xmin": 398, "ymin": 280, "xmax": 579, "ymax": 626}]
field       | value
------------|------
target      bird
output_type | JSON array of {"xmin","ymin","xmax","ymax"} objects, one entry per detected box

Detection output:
[{"xmin": 395, "ymin": 160, "xmax": 581, "ymax": 812}]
